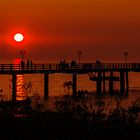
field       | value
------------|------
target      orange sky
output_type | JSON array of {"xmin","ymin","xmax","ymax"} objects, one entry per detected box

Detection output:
[{"xmin": 0, "ymin": 0, "xmax": 140, "ymax": 62}]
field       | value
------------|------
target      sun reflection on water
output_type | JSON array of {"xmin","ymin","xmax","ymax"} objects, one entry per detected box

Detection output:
[
  {"xmin": 13, "ymin": 58, "xmax": 26, "ymax": 100},
  {"xmin": 16, "ymin": 74, "xmax": 26, "ymax": 100}
]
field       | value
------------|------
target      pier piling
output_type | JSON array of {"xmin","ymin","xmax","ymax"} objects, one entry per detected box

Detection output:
[
  {"xmin": 103, "ymin": 72, "xmax": 106, "ymax": 93},
  {"xmin": 109, "ymin": 71, "xmax": 114, "ymax": 95},
  {"xmin": 126, "ymin": 71, "xmax": 129, "ymax": 96},
  {"xmin": 44, "ymin": 73, "xmax": 49, "ymax": 99},
  {"xmin": 96, "ymin": 71, "xmax": 102, "ymax": 95},
  {"xmin": 72, "ymin": 73, "xmax": 77, "ymax": 97},
  {"xmin": 120, "ymin": 71, "xmax": 125, "ymax": 94},
  {"xmin": 12, "ymin": 74, "xmax": 17, "ymax": 101}
]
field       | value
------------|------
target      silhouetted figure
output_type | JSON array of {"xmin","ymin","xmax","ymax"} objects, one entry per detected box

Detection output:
[
  {"xmin": 27, "ymin": 59, "xmax": 29, "ymax": 70},
  {"xmin": 21, "ymin": 60, "xmax": 24, "ymax": 70},
  {"xmin": 96, "ymin": 60, "xmax": 101, "ymax": 64},
  {"xmin": 71, "ymin": 60, "xmax": 76, "ymax": 68},
  {"xmin": 65, "ymin": 62, "xmax": 69, "ymax": 69},
  {"xmin": 59, "ymin": 60, "xmax": 63, "ymax": 69},
  {"xmin": 59, "ymin": 60, "xmax": 69, "ymax": 69},
  {"xmin": 63, "ymin": 60, "xmax": 65, "ymax": 65},
  {"xmin": 30, "ymin": 60, "xmax": 33, "ymax": 70},
  {"xmin": 60, "ymin": 60, "xmax": 62, "ymax": 64},
  {"xmin": 62, "ymin": 60, "xmax": 66, "ymax": 69},
  {"xmin": 96, "ymin": 60, "xmax": 102, "ymax": 68}
]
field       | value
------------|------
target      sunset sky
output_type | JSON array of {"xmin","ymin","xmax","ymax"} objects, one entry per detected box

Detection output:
[{"xmin": 0, "ymin": 0, "xmax": 140, "ymax": 62}]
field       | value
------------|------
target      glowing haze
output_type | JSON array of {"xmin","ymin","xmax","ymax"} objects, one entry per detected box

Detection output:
[{"xmin": 0, "ymin": 0, "xmax": 140, "ymax": 62}]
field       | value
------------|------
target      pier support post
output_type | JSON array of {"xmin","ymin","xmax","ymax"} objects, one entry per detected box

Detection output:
[
  {"xmin": 44, "ymin": 73, "xmax": 49, "ymax": 99},
  {"xmin": 103, "ymin": 71, "xmax": 105, "ymax": 93},
  {"xmin": 109, "ymin": 71, "xmax": 114, "ymax": 95},
  {"xmin": 125, "ymin": 71, "xmax": 129, "ymax": 96},
  {"xmin": 72, "ymin": 73, "xmax": 77, "ymax": 97},
  {"xmin": 120, "ymin": 71, "xmax": 125, "ymax": 94},
  {"xmin": 12, "ymin": 74, "xmax": 17, "ymax": 101},
  {"xmin": 96, "ymin": 71, "xmax": 102, "ymax": 95}
]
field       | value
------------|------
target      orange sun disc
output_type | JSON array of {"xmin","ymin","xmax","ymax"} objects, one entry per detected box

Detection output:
[{"xmin": 14, "ymin": 33, "xmax": 24, "ymax": 42}]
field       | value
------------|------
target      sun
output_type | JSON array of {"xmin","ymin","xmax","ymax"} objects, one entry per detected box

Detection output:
[{"xmin": 14, "ymin": 33, "xmax": 24, "ymax": 42}]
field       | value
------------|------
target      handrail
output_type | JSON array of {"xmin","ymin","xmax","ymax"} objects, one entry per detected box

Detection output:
[{"xmin": 0, "ymin": 63, "xmax": 140, "ymax": 72}]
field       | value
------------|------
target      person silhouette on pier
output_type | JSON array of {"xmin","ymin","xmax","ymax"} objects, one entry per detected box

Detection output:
[
  {"xmin": 21, "ymin": 60, "xmax": 24, "ymax": 70},
  {"xmin": 96, "ymin": 60, "xmax": 102, "ymax": 68},
  {"xmin": 59, "ymin": 60, "xmax": 69, "ymax": 69},
  {"xmin": 71, "ymin": 60, "xmax": 76, "ymax": 69},
  {"xmin": 27, "ymin": 59, "xmax": 29, "ymax": 70}
]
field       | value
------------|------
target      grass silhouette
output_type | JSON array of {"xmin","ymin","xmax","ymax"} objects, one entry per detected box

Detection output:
[{"xmin": 0, "ymin": 95, "xmax": 140, "ymax": 139}]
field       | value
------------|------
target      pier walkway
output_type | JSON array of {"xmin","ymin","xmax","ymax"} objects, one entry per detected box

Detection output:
[{"xmin": 0, "ymin": 63, "xmax": 140, "ymax": 74}]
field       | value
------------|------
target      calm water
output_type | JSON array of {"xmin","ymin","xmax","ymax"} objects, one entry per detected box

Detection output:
[
  {"xmin": 1, "ymin": 72, "xmax": 140, "ymax": 103},
  {"xmin": 0, "ymin": 59, "xmax": 140, "ymax": 109}
]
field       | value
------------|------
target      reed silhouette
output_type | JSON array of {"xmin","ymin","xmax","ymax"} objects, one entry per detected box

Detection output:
[{"xmin": 0, "ymin": 88, "xmax": 140, "ymax": 139}]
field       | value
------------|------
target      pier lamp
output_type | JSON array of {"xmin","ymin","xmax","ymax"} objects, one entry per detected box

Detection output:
[{"xmin": 14, "ymin": 33, "xmax": 25, "ymax": 61}]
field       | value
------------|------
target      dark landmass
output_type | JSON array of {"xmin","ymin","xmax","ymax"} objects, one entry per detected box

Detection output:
[{"xmin": 0, "ymin": 96, "xmax": 140, "ymax": 139}]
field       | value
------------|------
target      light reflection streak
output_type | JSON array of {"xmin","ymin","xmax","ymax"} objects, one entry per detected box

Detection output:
[
  {"xmin": 16, "ymin": 74, "xmax": 26, "ymax": 100},
  {"xmin": 13, "ymin": 58, "xmax": 26, "ymax": 100}
]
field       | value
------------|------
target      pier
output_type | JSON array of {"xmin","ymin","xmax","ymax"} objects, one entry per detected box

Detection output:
[{"xmin": 0, "ymin": 62, "xmax": 140, "ymax": 101}]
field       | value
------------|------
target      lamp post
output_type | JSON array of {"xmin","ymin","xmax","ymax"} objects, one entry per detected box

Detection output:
[
  {"xmin": 77, "ymin": 50, "xmax": 82, "ymax": 63},
  {"xmin": 20, "ymin": 50, "xmax": 25, "ymax": 61},
  {"xmin": 124, "ymin": 52, "xmax": 128, "ymax": 63},
  {"xmin": 14, "ymin": 33, "xmax": 25, "ymax": 61}
]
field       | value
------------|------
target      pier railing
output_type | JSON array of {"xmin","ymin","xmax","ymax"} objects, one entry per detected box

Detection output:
[{"xmin": 0, "ymin": 63, "xmax": 140, "ymax": 72}]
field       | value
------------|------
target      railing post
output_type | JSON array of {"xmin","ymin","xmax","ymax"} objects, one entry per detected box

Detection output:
[
  {"xmin": 72, "ymin": 73, "xmax": 77, "ymax": 97},
  {"xmin": 18, "ymin": 64, "xmax": 20, "ymax": 70},
  {"xmin": 49, "ymin": 64, "xmax": 51, "ymax": 70},
  {"xmin": 2, "ymin": 64, "xmax": 4, "ymax": 71},
  {"xmin": 44, "ymin": 73, "xmax": 49, "ymax": 99},
  {"xmin": 42, "ymin": 64, "xmax": 44, "ymax": 70},
  {"xmin": 10, "ymin": 64, "xmax": 12, "ymax": 71}
]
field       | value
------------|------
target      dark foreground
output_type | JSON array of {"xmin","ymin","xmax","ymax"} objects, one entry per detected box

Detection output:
[{"xmin": 0, "ymin": 97, "xmax": 140, "ymax": 139}]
